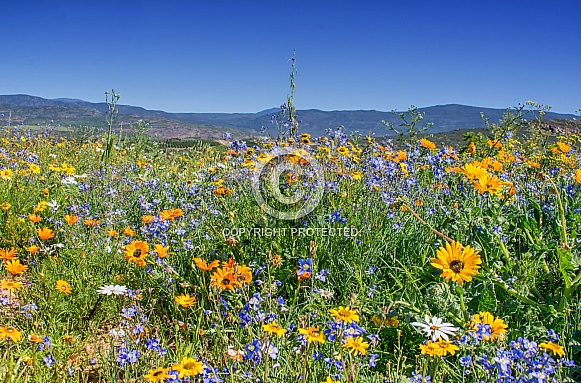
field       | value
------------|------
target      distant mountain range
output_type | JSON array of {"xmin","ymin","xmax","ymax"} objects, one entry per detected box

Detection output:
[{"xmin": 0, "ymin": 94, "xmax": 576, "ymax": 140}]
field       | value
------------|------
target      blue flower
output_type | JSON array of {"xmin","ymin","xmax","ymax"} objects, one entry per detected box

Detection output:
[
  {"xmin": 367, "ymin": 334, "xmax": 380, "ymax": 344},
  {"xmin": 264, "ymin": 342, "xmax": 278, "ymax": 359},
  {"xmin": 244, "ymin": 338, "xmax": 262, "ymax": 364},
  {"xmin": 369, "ymin": 353, "xmax": 378, "ymax": 367},
  {"xmin": 121, "ymin": 306, "xmax": 136, "ymax": 318},
  {"xmin": 328, "ymin": 209, "xmax": 347, "ymax": 224},
  {"xmin": 459, "ymin": 355, "xmax": 472, "ymax": 367},
  {"xmin": 21, "ymin": 303, "xmax": 38, "ymax": 318},
  {"xmin": 409, "ymin": 372, "xmax": 431, "ymax": 383},
  {"xmin": 473, "ymin": 335, "xmax": 575, "ymax": 382},
  {"xmin": 297, "ymin": 258, "xmax": 312, "ymax": 277},
  {"xmin": 43, "ymin": 355, "xmax": 55, "ymax": 367},
  {"xmin": 547, "ymin": 329, "xmax": 559, "ymax": 342},
  {"xmin": 164, "ymin": 370, "xmax": 181, "ymax": 383},
  {"xmin": 116, "ymin": 347, "xmax": 140, "ymax": 367},
  {"xmin": 248, "ymin": 293, "xmax": 263, "ymax": 311},
  {"xmin": 38, "ymin": 336, "xmax": 51, "ymax": 351},
  {"xmin": 315, "ymin": 269, "xmax": 330, "ymax": 282},
  {"xmin": 145, "ymin": 338, "xmax": 161, "ymax": 351},
  {"xmin": 238, "ymin": 308, "xmax": 252, "ymax": 328},
  {"xmin": 127, "ymin": 349, "xmax": 140, "ymax": 363}
]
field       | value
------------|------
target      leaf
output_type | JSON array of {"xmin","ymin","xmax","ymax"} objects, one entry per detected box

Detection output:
[
  {"xmin": 477, "ymin": 287, "xmax": 497, "ymax": 313},
  {"xmin": 558, "ymin": 248, "xmax": 574, "ymax": 289},
  {"xmin": 527, "ymin": 198, "xmax": 543, "ymax": 220}
]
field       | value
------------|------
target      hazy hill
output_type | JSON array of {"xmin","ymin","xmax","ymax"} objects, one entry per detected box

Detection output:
[{"xmin": 0, "ymin": 94, "xmax": 576, "ymax": 139}]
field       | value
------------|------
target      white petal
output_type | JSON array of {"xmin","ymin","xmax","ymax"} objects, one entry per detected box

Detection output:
[
  {"xmin": 440, "ymin": 324, "xmax": 459, "ymax": 332},
  {"xmin": 436, "ymin": 331, "xmax": 449, "ymax": 341},
  {"xmin": 411, "ymin": 322, "xmax": 430, "ymax": 332},
  {"xmin": 96, "ymin": 287, "xmax": 113, "ymax": 295},
  {"xmin": 112, "ymin": 285, "xmax": 127, "ymax": 295}
]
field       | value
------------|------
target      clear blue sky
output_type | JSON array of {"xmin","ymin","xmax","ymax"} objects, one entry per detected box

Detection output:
[{"xmin": 2, "ymin": 0, "xmax": 580, "ymax": 114}]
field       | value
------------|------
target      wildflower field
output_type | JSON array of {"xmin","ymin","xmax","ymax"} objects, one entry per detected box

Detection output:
[{"xmin": 1, "ymin": 102, "xmax": 580, "ymax": 383}]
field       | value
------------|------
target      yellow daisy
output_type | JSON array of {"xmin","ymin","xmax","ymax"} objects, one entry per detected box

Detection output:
[
  {"xmin": 430, "ymin": 241, "xmax": 481, "ymax": 286},
  {"xmin": 343, "ymin": 336, "xmax": 369, "ymax": 356},
  {"xmin": 174, "ymin": 293, "xmax": 196, "ymax": 308},
  {"xmin": 469, "ymin": 312, "xmax": 507, "ymax": 341},
  {"xmin": 55, "ymin": 280, "xmax": 72, "ymax": 295},
  {"xmin": 0, "ymin": 326, "xmax": 22, "ymax": 342},
  {"xmin": 330, "ymin": 306, "xmax": 360, "ymax": 323},
  {"xmin": 144, "ymin": 367, "xmax": 170, "ymax": 382},
  {"xmin": 539, "ymin": 341, "xmax": 565, "ymax": 358},
  {"xmin": 173, "ymin": 357, "xmax": 203, "ymax": 378},
  {"xmin": 262, "ymin": 321, "xmax": 287, "ymax": 337},
  {"xmin": 298, "ymin": 327, "xmax": 325, "ymax": 344}
]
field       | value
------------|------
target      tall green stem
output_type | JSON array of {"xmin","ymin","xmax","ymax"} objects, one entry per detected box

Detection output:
[{"xmin": 456, "ymin": 286, "xmax": 468, "ymax": 323}]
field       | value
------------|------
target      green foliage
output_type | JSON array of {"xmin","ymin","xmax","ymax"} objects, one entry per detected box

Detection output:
[
  {"xmin": 382, "ymin": 105, "xmax": 434, "ymax": 144},
  {"xmin": 270, "ymin": 50, "xmax": 301, "ymax": 141},
  {"xmin": 100, "ymin": 89, "xmax": 120, "ymax": 166}
]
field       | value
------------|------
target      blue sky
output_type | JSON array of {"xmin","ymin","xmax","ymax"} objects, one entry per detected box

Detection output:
[{"xmin": 2, "ymin": 0, "xmax": 580, "ymax": 114}]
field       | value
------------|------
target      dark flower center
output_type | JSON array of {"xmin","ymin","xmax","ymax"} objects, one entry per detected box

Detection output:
[
  {"xmin": 450, "ymin": 260, "xmax": 464, "ymax": 273},
  {"xmin": 133, "ymin": 249, "xmax": 142, "ymax": 257}
]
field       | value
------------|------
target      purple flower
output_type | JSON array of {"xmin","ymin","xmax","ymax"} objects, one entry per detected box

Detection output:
[{"xmin": 43, "ymin": 355, "xmax": 55, "ymax": 367}]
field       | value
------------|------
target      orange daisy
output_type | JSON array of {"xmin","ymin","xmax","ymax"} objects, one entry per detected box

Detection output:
[
  {"xmin": 193, "ymin": 258, "xmax": 220, "ymax": 271},
  {"xmin": 123, "ymin": 241, "xmax": 149, "ymax": 267},
  {"xmin": 64, "ymin": 215, "xmax": 80, "ymax": 225},
  {"xmin": 5, "ymin": 259, "xmax": 28, "ymax": 275},
  {"xmin": 37, "ymin": 227, "xmax": 55, "ymax": 241},
  {"xmin": 0, "ymin": 247, "xmax": 17, "ymax": 262},
  {"xmin": 210, "ymin": 267, "xmax": 237, "ymax": 290},
  {"xmin": 153, "ymin": 244, "xmax": 171, "ymax": 258}
]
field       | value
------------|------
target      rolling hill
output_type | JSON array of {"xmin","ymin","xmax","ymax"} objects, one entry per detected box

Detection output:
[{"xmin": 0, "ymin": 94, "xmax": 576, "ymax": 140}]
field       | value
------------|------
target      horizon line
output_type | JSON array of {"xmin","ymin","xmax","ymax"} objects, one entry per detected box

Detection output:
[{"xmin": 0, "ymin": 93, "xmax": 576, "ymax": 116}]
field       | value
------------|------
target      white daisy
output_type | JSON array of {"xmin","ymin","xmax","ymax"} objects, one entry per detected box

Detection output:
[
  {"xmin": 108, "ymin": 328, "xmax": 126, "ymax": 338},
  {"xmin": 225, "ymin": 345, "xmax": 245, "ymax": 360},
  {"xmin": 411, "ymin": 315, "xmax": 459, "ymax": 341},
  {"xmin": 96, "ymin": 285, "xmax": 127, "ymax": 296},
  {"xmin": 61, "ymin": 176, "xmax": 77, "ymax": 185},
  {"xmin": 318, "ymin": 289, "xmax": 334, "ymax": 299},
  {"xmin": 46, "ymin": 200, "xmax": 59, "ymax": 211}
]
